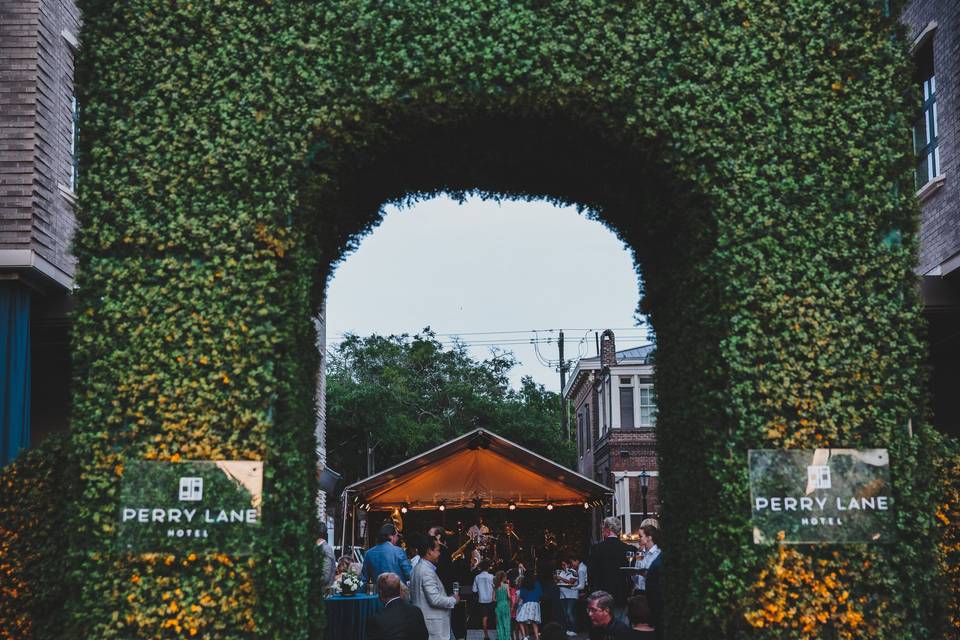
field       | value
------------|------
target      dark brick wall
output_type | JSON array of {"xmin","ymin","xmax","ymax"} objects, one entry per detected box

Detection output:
[
  {"xmin": 902, "ymin": 0, "xmax": 960, "ymax": 274},
  {"xmin": 608, "ymin": 429, "xmax": 661, "ymax": 514},
  {"xmin": 0, "ymin": 0, "xmax": 78, "ymax": 283},
  {"xmin": 571, "ymin": 376, "xmax": 597, "ymax": 479}
]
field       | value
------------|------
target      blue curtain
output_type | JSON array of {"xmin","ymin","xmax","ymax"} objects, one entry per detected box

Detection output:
[{"xmin": 0, "ymin": 283, "xmax": 30, "ymax": 466}]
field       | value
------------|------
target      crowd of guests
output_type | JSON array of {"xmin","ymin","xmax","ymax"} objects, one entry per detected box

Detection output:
[{"xmin": 318, "ymin": 515, "xmax": 665, "ymax": 640}]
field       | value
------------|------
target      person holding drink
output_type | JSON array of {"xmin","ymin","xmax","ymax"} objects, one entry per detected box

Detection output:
[
  {"xmin": 633, "ymin": 525, "xmax": 660, "ymax": 594},
  {"xmin": 410, "ymin": 535, "xmax": 459, "ymax": 640}
]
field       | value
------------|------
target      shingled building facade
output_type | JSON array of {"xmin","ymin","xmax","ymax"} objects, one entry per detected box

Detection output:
[{"xmin": 0, "ymin": 0, "xmax": 80, "ymax": 464}]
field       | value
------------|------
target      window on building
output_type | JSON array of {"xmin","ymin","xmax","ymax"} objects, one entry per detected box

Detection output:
[
  {"xmin": 70, "ymin": 96, "xmax": 79, "ymax": 191},
  {"xmin": 598, "ymin": 385, "xmax": 608, "ymax": 435},
  {"xmin": 584, "ymin": 402, "xmax": 592, "ymax": 450},
  {"xmin": 619, "ymin": 386, "xmax": 634, "ymax": 428},
  {"xmin": 914, "ymin": 38, "xmax": 939, "ymax": 188},
  {"xmin": 638, "ymin": 385, "xmax": 656, "ymax": 426},
  {"xmin": 577, "ymin": 409, "xmax": 585, "ymax": 457}
]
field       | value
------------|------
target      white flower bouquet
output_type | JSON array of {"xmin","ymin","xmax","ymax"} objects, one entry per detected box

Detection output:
[{"xmin": 333, "ymin": 570, "xmax": 362, "ymax": 595}]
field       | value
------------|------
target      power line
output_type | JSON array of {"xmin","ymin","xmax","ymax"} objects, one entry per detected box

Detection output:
[{"xmin": 326, "ymin": 335, "xmax": 650, "ymax": 348}]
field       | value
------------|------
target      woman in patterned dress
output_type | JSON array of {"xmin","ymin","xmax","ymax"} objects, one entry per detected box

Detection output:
[{"xmin": 516, "ymin": 571, "xmax": 543, "ymax": 640}]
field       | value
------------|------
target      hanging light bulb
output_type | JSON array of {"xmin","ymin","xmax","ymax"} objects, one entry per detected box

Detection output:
[
  {"xmin": 546, "ymin": 503, "xmax": 554, "ymax": 511},
  {"xmin": 438, "ymin": 501, "xmax": 446, "ymax": 512},
  {"xmin": 401, "ymin": 502, "xmax": 409, "ymax": 514},
  {"xmin": 583, "ymin": 502, "xmax": 590, "ymax": 509},
  {"xmin": 508, "ymin": 501, "xmax": 517, "ymax": 511}
]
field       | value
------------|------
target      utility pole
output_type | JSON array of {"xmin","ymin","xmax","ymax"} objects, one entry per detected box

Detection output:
[
  {"xmin": 366, "ymin": 432, "xmax": 376, "ymax": 476},
  {"xmin": 559, "ymin": 330, "xmax": 569, "ymax": 439}
]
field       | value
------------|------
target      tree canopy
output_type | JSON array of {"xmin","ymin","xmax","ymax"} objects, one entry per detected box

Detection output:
[{"xmin": 325, "ymin": 330, "xmax": 573, "ymax": 483}]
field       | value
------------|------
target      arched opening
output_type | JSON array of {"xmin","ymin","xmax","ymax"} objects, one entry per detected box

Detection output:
[
  {"xmin": 321, "ymin": 193, "xmax": 649, "ymax": 546},
  {"xmin": 296, "ymin": 114, "xmax": 728, "ymax": 637}
]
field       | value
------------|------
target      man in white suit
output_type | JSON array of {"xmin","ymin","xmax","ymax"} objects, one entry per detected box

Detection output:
[{"xmin": 410, "ymin": 535, "xmax": 458, "ymax": 640}]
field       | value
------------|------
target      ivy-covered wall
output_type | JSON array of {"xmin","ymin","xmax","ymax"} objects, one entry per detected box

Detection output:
[
  {"xmin": 62, "ymin": 0, "xmax": 954, "ymax": 638},
  {"xmin": 0, "ymin": 436, "xmax": 75, "ymax": 640}
]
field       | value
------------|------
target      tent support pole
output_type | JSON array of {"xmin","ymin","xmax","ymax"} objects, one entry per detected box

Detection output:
[
  {"xmin": 341, "ymin": 489, "xmax": 350, "ymax": 553},
  {"xmin": 351, "ymin": 504, "xmax": 357, "ymax": 550}
]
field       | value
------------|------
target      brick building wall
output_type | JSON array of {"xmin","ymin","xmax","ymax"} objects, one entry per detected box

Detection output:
[
  {"xmin": 607, "ymin": 429, "xmax": 660, "ymax": 516},
  {"xmin": 901, "ymin": 0, "xmax": 960, "ymax": 439},
  {"xmin": 572, "ymin": 379, "xmax": 597, "ymax": 481},
  {"xmin": 902, "ymin": 0, "xmax": 960, "ymax": 275}
]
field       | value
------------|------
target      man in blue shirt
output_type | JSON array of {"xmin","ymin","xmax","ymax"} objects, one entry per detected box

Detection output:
[{"xmin": 361, "ymin": 523, "xmax": 413, "ymax": 584}]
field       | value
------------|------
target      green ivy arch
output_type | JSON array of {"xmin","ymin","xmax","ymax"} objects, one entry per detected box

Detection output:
[{"xmin": 65, "ymin": 0, "xmax": 951, "ymax": 637}]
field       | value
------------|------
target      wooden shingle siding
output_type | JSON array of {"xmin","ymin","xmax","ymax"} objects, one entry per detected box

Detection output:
[
  {"xmin": 0, "ymin": 0, "xmax": 78, "ymax": 288},
  {"xmin": 0, "ymin": 1, "xmax": 40, "ymax": 252}
]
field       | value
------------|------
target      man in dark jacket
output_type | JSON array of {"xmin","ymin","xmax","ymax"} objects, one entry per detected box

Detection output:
[
  {"xmin": 586, "ymin": 591, "xmax": 630, "ymax": 640},
  {"xmin": 643, "ymin": 553, "xmax": 664, "ymax": 639},
  {"xmin": 367, "ymin": 572, "xmax": 428, "ymax": 640},
  {"xmin": 588, "ymin": 517, "xmax": 633, "ymax": 623}
]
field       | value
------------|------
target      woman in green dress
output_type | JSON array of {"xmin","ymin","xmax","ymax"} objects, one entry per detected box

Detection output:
[{"xmin": 494, "ymin": 570, "xmax": 512, "ymax": 640}]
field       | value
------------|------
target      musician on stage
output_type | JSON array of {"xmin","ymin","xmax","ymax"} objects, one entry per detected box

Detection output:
[
  {"xmin": 497, "ymin": 521, "xmax": 522, "ymax": 568},
  {"xmin": 427, "ymin": 525, "xmax": 456, "ymax": 596},
  {"xmin": 467, "ymin": 516, "xmax": 490, "ymax": 543}
]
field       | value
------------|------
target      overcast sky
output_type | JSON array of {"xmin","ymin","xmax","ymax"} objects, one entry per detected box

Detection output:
[{"xmin": 325, "ymin": 194, "xmax": 649, "ymax": 393}]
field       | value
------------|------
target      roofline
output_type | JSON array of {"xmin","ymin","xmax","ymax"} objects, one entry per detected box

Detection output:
[
  {"xmin": 346, "ymin": 428, "xmax": 611, "ymax": 498},
  {"xmin": 344, "ymin": 428, "xmax": 480, "ymax": 492},
  {"xmin": 562, "ymin": 344, "xmax": 654, "ymax": 399}
]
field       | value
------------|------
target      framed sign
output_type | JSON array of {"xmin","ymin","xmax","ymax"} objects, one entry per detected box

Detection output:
[
  {"xmin": 118, "ymin": 460, "xmax": 263, "ymax": 554},
  {"xmin": 749, "ymin": 449, "xmax": 892, "ymax": 544}
]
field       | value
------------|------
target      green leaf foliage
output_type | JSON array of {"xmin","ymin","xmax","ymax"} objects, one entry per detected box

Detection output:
[
  {"xmin": 326, "ymin": 330, "xmax": 573, "ymax": 483},
  {"xmin": 49, "ymin": 0, "xmax": 958, "ymax": 637}
]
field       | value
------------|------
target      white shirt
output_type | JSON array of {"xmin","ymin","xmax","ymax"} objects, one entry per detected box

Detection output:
[
  {"xmin": 634, "ymin": 545, "xmax": 660, "ymax": 591},
  {"xmin": 558, "ymin": 568, "xmax": 579, "ymax": 599},
  {"xmin": 468, "ymin": 524, "xmax": 490, "ymax": 541},
  {"xmin": 473, "ymin": 571, "xmax": 494, "ymax": 603}
]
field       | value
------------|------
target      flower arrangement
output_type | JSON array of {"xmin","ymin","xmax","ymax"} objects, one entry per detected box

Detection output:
[{"xmin": 333, "ymin": 570, "xmax": 362, "ymax": 596}]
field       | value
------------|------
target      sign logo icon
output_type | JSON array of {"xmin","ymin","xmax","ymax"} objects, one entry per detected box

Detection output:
[
  {"xmin": 179, "ymin": 477, "xmax": 203, "ymax": 501},
  {"xmin": 807, "ymin": 465, "xmax": 831, "ymax": 489}
]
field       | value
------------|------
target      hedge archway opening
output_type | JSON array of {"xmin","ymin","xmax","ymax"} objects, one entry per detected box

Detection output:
[{"xmin": 32, "ymin": 1, "xmax": 953, "ymax": 639}]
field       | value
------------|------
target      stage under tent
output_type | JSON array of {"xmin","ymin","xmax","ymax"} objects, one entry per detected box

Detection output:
[{"xmin": 340, "ymin": 428, "xmax": 611, "ymax": 558}]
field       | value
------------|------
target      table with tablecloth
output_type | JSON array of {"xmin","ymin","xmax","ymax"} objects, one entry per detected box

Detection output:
[{"xmin": 324, "ymin": 593, "xmax": 383, "ymax": 640}]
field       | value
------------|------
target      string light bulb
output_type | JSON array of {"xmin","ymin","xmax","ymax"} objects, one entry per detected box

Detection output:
[
  {"xmin": 546, "ymin": 503, "xmax": 554, "ymax": 511},
  {"xmin": 508, "ymin": 501, "xmax": 517, "ymax": 511}
]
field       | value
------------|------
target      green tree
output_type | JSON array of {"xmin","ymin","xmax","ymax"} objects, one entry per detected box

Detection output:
[{"xmin": 325, "ymin": 330, "xmax": 573, "ymax": 483}]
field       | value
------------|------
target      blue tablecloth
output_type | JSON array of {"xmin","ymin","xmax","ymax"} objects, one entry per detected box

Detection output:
[{"xmin": 325, "ymin": 593, "xmax": 383, "ymax": 640}]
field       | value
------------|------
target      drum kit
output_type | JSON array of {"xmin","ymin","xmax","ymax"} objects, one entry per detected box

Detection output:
[{"xmin": 452, "ymin": 523, "xmax": 524, "ymax": 569}]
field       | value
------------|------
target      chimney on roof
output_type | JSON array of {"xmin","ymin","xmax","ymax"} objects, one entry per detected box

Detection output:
[{"xmin": 600, "ymin": 330, "xmax": 617, "ymax": 367}]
